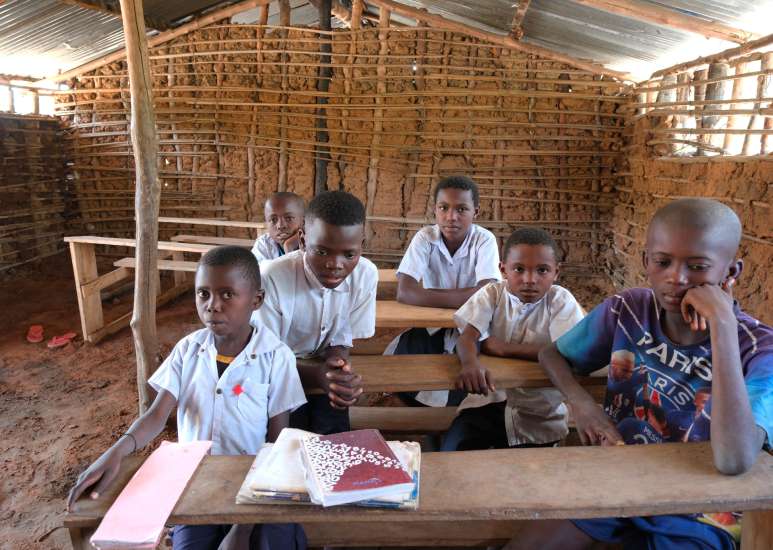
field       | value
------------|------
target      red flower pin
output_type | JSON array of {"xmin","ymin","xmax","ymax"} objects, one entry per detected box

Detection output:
[{"xmin": 232, "ymin": 384, "xmax": 244, "ymax": 396}]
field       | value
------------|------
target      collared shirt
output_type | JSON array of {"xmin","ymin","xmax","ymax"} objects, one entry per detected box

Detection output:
[
  {"xmin": 252, "ymin": 250, "xmax": 378, "ymax": 357},
  {"xmin": 455, "ymin": 282, "xmax": 585, "ymax": 445},
  {"xmin": 389, "ymin": 224, "xmax": 501, "ymax": 406},
  {"xmin": 148, "ymin": 324, "xmax": 306, "ymax": 456},
  {"xmin": 251, "ymin": 233, "xmax": 284, "ymax": 263},
  {"xmin": 396, "ymin": 223, "xmax": 502, "ymax": 290}
]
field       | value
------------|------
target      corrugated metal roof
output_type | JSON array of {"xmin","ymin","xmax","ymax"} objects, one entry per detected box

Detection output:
[
  {"xmin": 1, "ymin": 0, "xmax": 770, "ymax": 81},
  {"xmin": 0, "ymin": 0, "xmax": 228, "ymax": 79}
]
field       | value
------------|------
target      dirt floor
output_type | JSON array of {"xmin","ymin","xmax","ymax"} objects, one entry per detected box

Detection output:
[{"xmin": 0, "ymin": 254, "xmax": 192, "ymax": 550}]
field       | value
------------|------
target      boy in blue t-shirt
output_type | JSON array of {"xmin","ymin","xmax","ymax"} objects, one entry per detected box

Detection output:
[{"xmin": 504, "ymin": 198, "xmax": 772, "ymax": 550}]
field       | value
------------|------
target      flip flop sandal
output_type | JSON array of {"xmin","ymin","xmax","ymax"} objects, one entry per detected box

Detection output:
[
  {"xmin": 26, "ymin": 325, "xmax": 44, "ymax": 343},
  {"xmin": 47, "ymin": 332, "xmax": 78, "ymax": 349}
]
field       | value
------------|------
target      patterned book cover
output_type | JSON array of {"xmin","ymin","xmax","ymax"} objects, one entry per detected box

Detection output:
[{"xmin": 302, "ymin": 429, "xmax": 412, "ymax": 499}]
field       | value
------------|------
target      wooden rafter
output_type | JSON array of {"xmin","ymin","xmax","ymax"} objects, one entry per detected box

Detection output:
[
  {"xmin": 46, "ymin": 0, "xmax": 270, "ymax": 82},
  {"xmin": 309, "ymin": 0, "xmax": 352, "ymax": 27},
  {"xmin": 510, "ymin": 0, "xmax": 531, "ymax": 40},
  {"xmin": 366, "ymin": 0, "xmax": 631, "ymax": 80},
  {"xmin": 569, "ymin": 0, "xmax": 759, "ymax": 44},
  {"xmin": 58, "ymin": 0, "xmax": 171, "ymax": 30}
]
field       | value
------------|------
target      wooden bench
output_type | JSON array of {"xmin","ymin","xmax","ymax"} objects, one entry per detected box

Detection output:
[
  {"xmin": 350, "ymin": 406, "xmax": 458, "ymax": 433},
  {"xmin": 159, "ymin": 216, "xmax": 265, "ymax": 230},
  {"xmin": 171, "ymin": 234, "xmax": 255, "ymax": 247},
  {"xmin": 376, "ymin": 300, "xmax": 455, "ymax": 328},
  {"xmin": 300, "ymin": 354, "xmax": 606, "ymax": 394},
  {"xmin": 63, "ymin": 442, "xmax": 773, "ymax": 549}
]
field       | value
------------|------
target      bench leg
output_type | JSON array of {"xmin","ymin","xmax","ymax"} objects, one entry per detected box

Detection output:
[
  {"xmin": 68, "ymin": 526, "xmax": 95, "ymax": 550},
  {"xmin": 69, "ymin": 242, "xmax": 104, "ymax": 343},
  {"xmin": 172, "ymin": 251, "xmax": 188, "ymax": 286},
  {"xmin": 742, "ymin": 510, "xmax": 773, "ymax": 550}
]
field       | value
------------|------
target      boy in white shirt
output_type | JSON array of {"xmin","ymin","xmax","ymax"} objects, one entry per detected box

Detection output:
[
  {"xmin": 67, "ymin": 246, "xmax": 307, "ymax": 550},
  {"xmin": 251, "ymin": 192, "xmax": 305, "ymax": 263},
  {"xmin": 387, "ymin": 176, "xmax": 501, "ymax": 407},
  {"xmin": 253, "ymin": 191, "xmax": 377, "ymax": 435},
  {"xmin": 442, "ymin": 228, "xmax": 585, "ymax": 451}
]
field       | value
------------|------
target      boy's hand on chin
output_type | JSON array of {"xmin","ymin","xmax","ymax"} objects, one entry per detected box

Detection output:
[
  {"xmin": 282, "ymin": 233, "xmax": 301, "ymax": 253},
  {"xmin": 320, "ymin": 356, "xmax": 363, "ymax": 409},
  {"xmin": 681, "ymin": 283, "xmax": 736, "ymax": 332},
  {"xmin": 570, "ymin": 400, "xmax": 623, "ymax": 447}
]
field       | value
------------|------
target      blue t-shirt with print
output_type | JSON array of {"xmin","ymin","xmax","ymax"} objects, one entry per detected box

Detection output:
[{"xmin": 556, "ymin": 287, "xmax": 773, "ymax": 540}]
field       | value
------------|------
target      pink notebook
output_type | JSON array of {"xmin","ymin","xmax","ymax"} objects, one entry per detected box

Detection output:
[{"xmin": 90, "ymin": 440, "xmax": 211, "ymax": 549}]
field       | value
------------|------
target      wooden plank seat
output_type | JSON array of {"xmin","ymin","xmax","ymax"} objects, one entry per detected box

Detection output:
[
  {"xmin": 376, "ymin": 300, "xmax": 455, "ymax": 328},
  {"xmin": 159, "ymin": 216, "xmax": 265, "ymax": 230},
  {"xmin": 349, "ymin": 406, "xmax": 458, "ymax": 433},
  {"xmin": 170, "ymin": 234, "xmax": 255, "ymax": 247},
  {"xmin": 299, "ymin": 354, "xmax": 607, "ymax": 394},
  {"xmin": 63, "ymin": 443, "xmax": 773, "ymax": 549},
  {"xmin": 115, "ymin": 257, "xmax": 199, "ymax": 272}
]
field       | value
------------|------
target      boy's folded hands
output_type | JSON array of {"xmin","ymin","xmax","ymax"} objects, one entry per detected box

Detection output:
[
  {"xmin": 456, "ymin": 359, "xmax": 496, "ymax": 395},
  {"xmin": 320, "ymin": 356, "xmax": 363, "ymax": 409}
]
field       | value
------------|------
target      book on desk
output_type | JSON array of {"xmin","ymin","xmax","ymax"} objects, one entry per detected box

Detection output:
[{"xmin": 236, "ymin": 428, "xmax": 421, "ymax": 509}]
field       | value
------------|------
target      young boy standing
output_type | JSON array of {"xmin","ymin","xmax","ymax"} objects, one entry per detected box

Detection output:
[
  {"xmin": 252, "ymin": 191, "xmax": 377, "ymax": 435},
  {"xmin": 387, "ymin": 176, "xmax": 501, "ymax": 407},
  {"xmin": 504, "ymin": 198, "xmax": 773, "ymax": 550},
  {"xmin": 251, "ymin": 192, "xmax": 305, "ymax": 262},
  {"xmin": 442, "ymin": 228, "xmax": 585, "ymax": 451},
  {"xmin": 68, "ymin": 246, "xmax": 307, "ymax": 550}
]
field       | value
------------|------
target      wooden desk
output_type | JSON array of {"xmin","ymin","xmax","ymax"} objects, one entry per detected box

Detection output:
[
  {"xmin": 64, "ymin": 443, "xmax": 773, "ymax": 548},
  {"xmin": 376, "ymin": 300, "xmax": 455, "ymax": 328},
  {"xmin": 299, "ymin": 354, "xmax": 606, "ymax": 394}
]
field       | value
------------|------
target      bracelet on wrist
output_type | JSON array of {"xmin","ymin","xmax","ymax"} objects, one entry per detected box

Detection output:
[{"xmin": 121, "ymin": 432, "xmax": 138, "ymax": 453}]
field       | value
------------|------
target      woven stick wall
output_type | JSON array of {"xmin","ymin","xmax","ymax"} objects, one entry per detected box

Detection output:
[
  {"xmin": 611, "ymin": 47, "xmax": 772, "ymax": 322},
  {"xmin": 55, "ymin": 24, "xmax": 627, "ymax": 292},
  {"xmin": 0, "ymin": 113, "xmax": 70, "ymax": 273}
]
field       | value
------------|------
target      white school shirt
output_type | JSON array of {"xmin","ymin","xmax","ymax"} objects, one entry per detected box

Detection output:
[
  {"xmin": 455, "ymin": 282, "xmax": 585, "ymax": 445},
  {"xmin": 387, "ymin": 223, "xmax": 501, "ymax": 406},
  {"xmin": 148, "ymin": 324, "xmax": 306, "ymax": 456},
  {"xmin": 251, "ymin": 233, "xmax": 283, "ymax": 263},
  {"xmin": 251, "ymin": 250, "xmax": 378, "ymax": 357}
]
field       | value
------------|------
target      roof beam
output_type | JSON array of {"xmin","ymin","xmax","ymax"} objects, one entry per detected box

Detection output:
[
  {"xmin": 45, "ymin": 0, "xmax": 270, "ymax": 82},
  {"xmin": 569, "ymin": 0, "xmax": 759, "ymax": 44},
  {"xmin": 57, "ymin": 0, "xmax": 171, "ymax": 30},
  {"xmin": 366, "ymin": 0, "xmax": 631, "ymax": 80},
  {"xmin": 510, "ymin": 0, "xmax": 531, "ymax": 40}
]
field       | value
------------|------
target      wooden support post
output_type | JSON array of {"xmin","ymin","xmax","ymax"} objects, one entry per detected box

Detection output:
[
  {"xmin": 763, "ymin": 53, "xmax": 773, "ymax": 155},
  {"xmin": 692, "ymin": 68, "xmax": 708, "ymax": 155},
  {"xmin": 339, "ymin": 0, "xmax": 362, "ymax": 182},
  {"xmin": 119, "ymin": 0, "xmax": 161, "ymax": 415},
  {"xmin": 742, "ymin": 52, "xmax": 773, "ymax": 155},
  {"xmin": 277, "ymin": 0, "xmax": 291, "ymax": 192},
  {"xmin": 350, "ymin": 0, "xmax": 363, "ymax": 29},
  {"xmin": 674, "ymin": 72, "xmax": 693, "ymax": 154},
  {"xmin": 69, "ymin": 242, "xmax": 104, "ymax": 342},
  {"xmin": 741, "ymin": 510, "xmax": 773, "ymax": 550},
  {"xmin": 510, "ymin": 0, "xmax": 531, "ymax": 40},
  {"xmin": 653, "ymin": 73, "xmax": 677, "ymax": 155},
  {"xmin": 701, "ymin": 62, "xmax": 731, "ymax": 154},
  {"xmin": 723, "ymin": 62, "xmax": 748, "ymax": 154},
  {"xmin": 366, "ymin": 6, "xmax": 390, "ymax": 238},
  {"xmin": 314, "ymin": 0, "xmax": 332, "ymax": 195},
  {"xmin": 248, "ymin": 4, "xmax": 268, "ymax": 222}
]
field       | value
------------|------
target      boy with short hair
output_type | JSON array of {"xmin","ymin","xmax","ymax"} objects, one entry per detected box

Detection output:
[
  {"xmin": 504, "ymin": 198, "xmax": 773, "ymax": 550},
  {"xmin": 441, "ymin": 228, "xmax": 584, "ymax": 451},
  {"xmin": 68, "ymin": 246, "xmax": 307, "ymax": 550},
  {"xmin": 252, "ymin": 190, "xmax": 377, "ymax": 435},
  {"xmin": 387, "ymin": 175, "xmax": 501, "ymax": 407},
  {"xmin": 251, "ymin": 192, "xmax": 305, "ymax": 263}
]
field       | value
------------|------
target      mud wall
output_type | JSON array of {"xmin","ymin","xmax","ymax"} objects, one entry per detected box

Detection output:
[
  {"xmin": 611, "ymin": 116, "xmax": 771, "ymax": 322},
  {"xmin": 55, "ymin": 24, "xmax": 626, "ymax": 299},
  {"xmin": 0, "ymin": 113, "xmax": 71, "ymax": 274}
]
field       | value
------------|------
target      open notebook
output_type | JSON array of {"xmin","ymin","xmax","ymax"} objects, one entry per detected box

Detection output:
[{"xmin": 236, "ymin": 428, "xmax": 420, "ymax": 509}]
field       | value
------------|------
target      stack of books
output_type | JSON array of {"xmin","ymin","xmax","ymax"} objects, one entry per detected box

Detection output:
[{"xmin": 237, "ymin": 428, "xmax": 421, "ymax": 508}]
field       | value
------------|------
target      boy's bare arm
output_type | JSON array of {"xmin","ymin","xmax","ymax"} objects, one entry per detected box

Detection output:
[
  {"xmin": 481, "ymin": 336, "xmax": 541, "ymax": 361},
  {"xmin": 267, "ymin": 411, "xmax": 289, "ymax": 443},
  {"xmin": 396, "ymin": 274, "xmax": 494, "ymax": 309},
  {"xmin": 456, "ymin": 325, "xmax": 495, "ymax": 395},
  {"xmin": 67, "ymin": 389, "xmax": 177, "ymax": 509},
  {"xmin": 540, "ymin": 344, "xmax": 622, "ymax": 446},
  {"xmin": 681, "ymin": 284, "xmax": 766, "ymax": 474}
]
